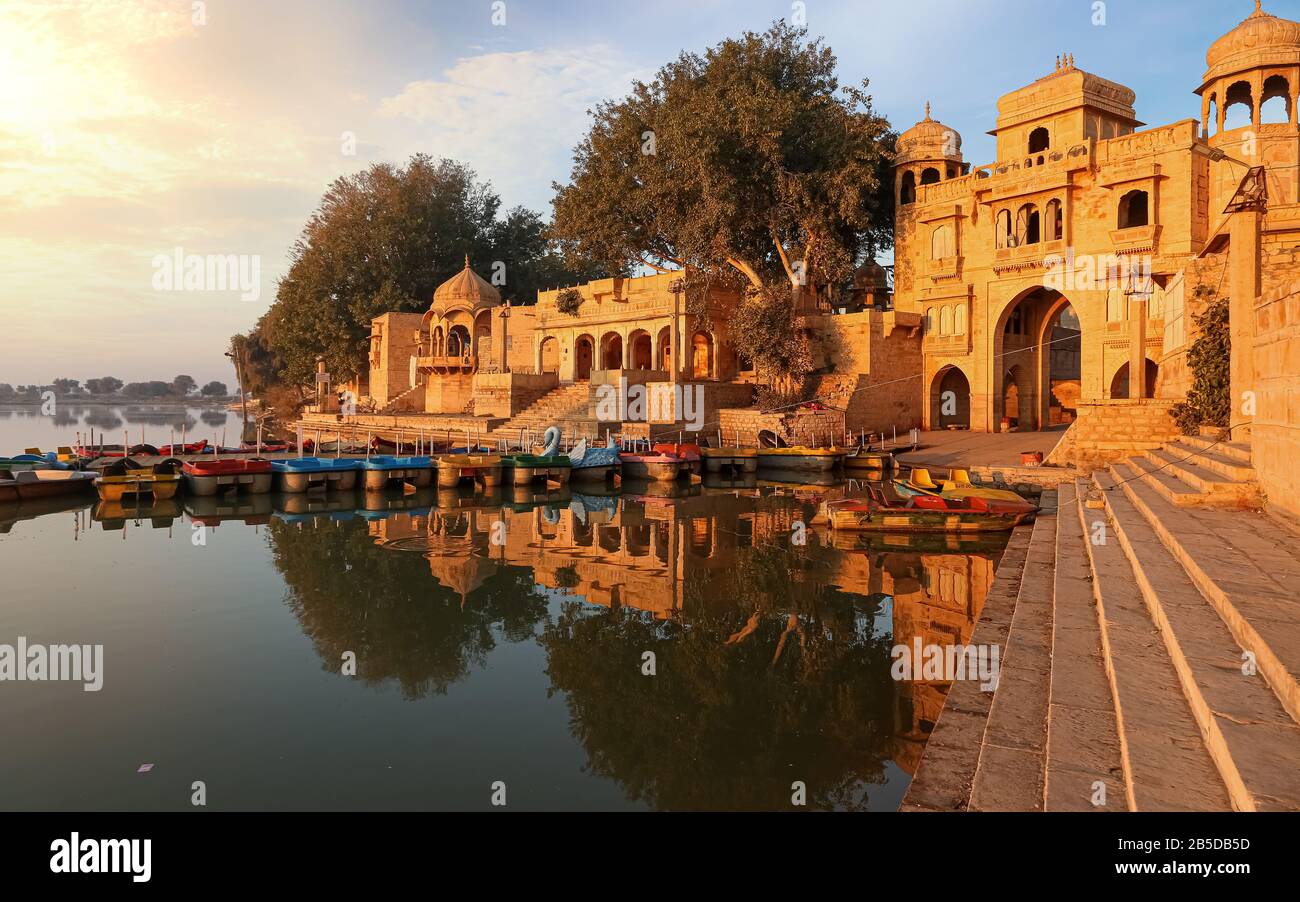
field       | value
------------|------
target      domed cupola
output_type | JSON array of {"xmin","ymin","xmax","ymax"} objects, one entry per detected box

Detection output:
[
  {"xmin": 896, "ymin": 104, "xmax": 965, "ymax": 205},
  {"xmin": 430, "ymin": 255, "xmax": 501, "ymax": 320},
  {"xmin": 1197, "ymin": 2, "xmax": 1300, "ymax": 134}
]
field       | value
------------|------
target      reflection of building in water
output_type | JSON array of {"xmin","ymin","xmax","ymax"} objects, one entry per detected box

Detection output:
[
  {"xmin": 368, "ymin": 492, "xmax": 810, "ymax": 617},
  {"xmin": 839, "ymin": 549, "xmax": 998, "ymax": 774}
]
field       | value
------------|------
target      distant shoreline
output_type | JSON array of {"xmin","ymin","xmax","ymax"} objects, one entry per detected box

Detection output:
[{"xmin": 0, "ymin": 398, "xmax": 232, "ymax": 408}]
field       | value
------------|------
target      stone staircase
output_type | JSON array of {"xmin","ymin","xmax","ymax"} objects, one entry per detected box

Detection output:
[
  {"xmin": 905, "ymin": 445, "xmax": 1300, "ymax": 812},
  {"xmin": 1110, "ymin": 434, "xmax": 1263, "ymax": 508},
  {"xmin": 483, "ymin": 381, "xmax": 596, "ymax": 443}
]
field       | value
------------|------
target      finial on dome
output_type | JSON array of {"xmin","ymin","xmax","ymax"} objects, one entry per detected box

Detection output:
[
  {"xmin": 924, "ymin": 101, "xmax": 931, "ymax": 120},
  {"xmin": 464, "ymin": 253, "xmax": 470, "ymax": 269}
]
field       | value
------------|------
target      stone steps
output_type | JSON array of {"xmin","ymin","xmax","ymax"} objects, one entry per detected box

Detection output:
[
  {"xmin": 1111, "ymin": 457, "xmax": 1208, "ymax": 507},
  {"xmin": 1141, "ymin": 447, "xmax": 1261, "ymax": 504},
  {"xmin": 1093, "ymin": 469, "xmax": 1300, "ymax": 811},
  {"xmin": 1043, "ymin": 482, "xmax": 1126, "ymax": 811},
  {"xmin": 1105, "ymin": 467, "xmax": 1300, "ymax": 728},
  {"xmin": 1175, "ymin": 434, "xmax": 1253, "ymax": 465},
  {"xmin": 1170, "ymin": 437, "xmax": 1257, "ymax": 481},
  {"xmin": 1074, "ymin": 476, "xmax": 1234, "ymax": 810}
]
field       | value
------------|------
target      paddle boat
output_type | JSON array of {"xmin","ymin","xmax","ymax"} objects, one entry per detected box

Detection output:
[
  {"xmin": 156, "ymin": 439, "xmax": 210, "ymax": 457},
  {"xmin": 818, "ymin": 484, "xmax": 1037, "ymax": 533},
  {"xmin": 358, "ymin": 456, "xmax": 433, "ymax": 491},
  {"xmin": 271, "ymin": 457, "xmax": 359, "ymax": 493},
  {"xmin": 0, "ymin": 454, "xmax": 72, "ymax": 471},
  {"xmin": 566, "ymin": 437, "xmax": 622, "ymax": 484},
  {"xmin": 95, "ymin": 458, "xmax": 184, "ymax": 502},
  {"xmin": 701, "ymin": 446, "xmax": 758, "ymax": 475},
  {"xmin": 652, "ymin": 442, "xmax": 703, "ymax": 475},
  {"xmin": 274, "ymin": 492, "xmax": 359, "ymax": 523},
  {"xmin": 182, "ymin": 458, "xmax": 273, "ymax": 496},
  {"xmin": 93, "ymin": 497, "xmax": 184, "ymax": 531},
  {"xmin": 756, "ymin": 445, "xmax": 846, "ymax": 473},
  {"xmin": 843, "ymin": 447, "xmax": 894, "ymax": 471},
  {"xmin": 618, "ymin": 447, "xmax": 692, "ymax": 482},
  {"xmin": 895, "ymin": 467, "xmax": 1032, "ymax": 505},
  {"xmin": 0, "ymin": 468, "xmax": 97, "ymax": 503},
  {"xmin": 499, "ymin": 426, "xmax": 571, "ymax": 487},
  {"xmin": 436, "ymin": 453, "xmax": 503, "ymax": 489}
]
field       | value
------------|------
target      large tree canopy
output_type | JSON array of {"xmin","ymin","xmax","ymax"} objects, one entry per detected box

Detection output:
[
  {"xmin": 550, "ymin": 21, "xmax": 896, "ymax": 296},
  {"xmin": 259, "ymin": 154, "xmax": 602, "ymax": 387}
]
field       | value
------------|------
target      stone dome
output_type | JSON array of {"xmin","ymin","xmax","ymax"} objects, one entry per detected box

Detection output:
[
  {"xmin": 1202, "ymin": 3, "xmax": 1300, "ymax": 87},
  {"xmin": 431, "ymin": 255, "xmax": 500, "ymax": 317},
  {"xmin": 896, "ymin": 103, "xmax": 963, "ymax": 166}
]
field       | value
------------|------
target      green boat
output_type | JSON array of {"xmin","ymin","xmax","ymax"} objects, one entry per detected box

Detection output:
[{"xmin": 501, "ymin": 453, "xmax": 571, "ymax": 486}]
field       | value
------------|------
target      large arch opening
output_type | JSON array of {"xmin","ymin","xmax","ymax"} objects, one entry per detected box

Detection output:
[
  {"xmin": 691, "ymin": 330, "xmax": 714, "ymax": 380},
  {"xmin": 655, "ymin": 326, "xmax": 672, "ymax": 373},
  {"xmin": 993, "ymin": 288, "xmax": 1079, "ymax": 431},
  {"xmin": 599, "ymin": 332, "xmax": 623, "ymax": 370},
  {"xmin": 574, "ymin": 334, "xmax": 594, "ymax": 380},
  {"xmin": 538, "ymin": 337, "xmax": 560, "ymax": 374},
  {"xmin": 930, "ymin": 366, "xmax": 971, "ymax": 429},
  {"xmin": 629, "ymin": 330, "xmax": 653, "ymax": 370},
  {"xmin": 1109, "ymin": 359, "xmax": 1159, "ymax": 400},
  {"xmin": 1224, "ymin": 80, "xmax": 1253, "ymax": 129},
  {"xmin": 447, "ymin": 325, "xmax": 471, "ymax": 358},
  {"xmin": 1261, "ymin": 75, "xmax": 1291, "ymax": 124}
]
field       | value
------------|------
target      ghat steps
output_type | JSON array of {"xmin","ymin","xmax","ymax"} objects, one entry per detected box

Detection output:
[{"xmin": 904, "ymin": 444, "xmax": 1300, "ymax": 811}]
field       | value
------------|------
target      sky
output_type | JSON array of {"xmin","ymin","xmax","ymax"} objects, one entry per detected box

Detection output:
[{"xmin": 0, "ymin": 0, "xmax": 1287, "ymax": 387}]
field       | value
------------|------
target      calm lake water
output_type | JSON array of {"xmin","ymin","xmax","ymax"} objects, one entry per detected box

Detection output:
[
  {"xmin": 0, "ymin": 404, "xmax": 1005, "ymax": 811},
  {"xmin": 0, "ymin": 402, "xmax": 234, "ymax": 453}
]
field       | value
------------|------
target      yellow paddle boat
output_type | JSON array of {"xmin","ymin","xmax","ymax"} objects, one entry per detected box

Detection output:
[
  {"xmin": 895, "ymin": 467, "xmax": 1030, "ymax": 504},
  {"xmin": 755, "ymin": 446, "xmax": 845, "ymax": 473}
]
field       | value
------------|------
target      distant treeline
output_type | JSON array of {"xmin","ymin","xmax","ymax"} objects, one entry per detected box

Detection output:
[{"xmin": 0, "ymin": 376, "xmax": 229, "ymax": 402}]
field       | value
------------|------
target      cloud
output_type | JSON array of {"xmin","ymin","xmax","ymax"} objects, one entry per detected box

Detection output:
[{"xmin": 378, "ymin": 45, "xmax": 649, "ymax": 210}]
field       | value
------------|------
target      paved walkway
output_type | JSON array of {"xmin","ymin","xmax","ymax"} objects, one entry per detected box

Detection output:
[{"xmin": 894, "ymin": 428, "xmax": 1068, "ymax": 470}]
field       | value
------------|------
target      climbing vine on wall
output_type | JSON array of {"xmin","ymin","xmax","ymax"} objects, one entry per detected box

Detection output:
[{"xmin": 1170, "ymin": 292, "xmax": 1230, "ymax": 435}]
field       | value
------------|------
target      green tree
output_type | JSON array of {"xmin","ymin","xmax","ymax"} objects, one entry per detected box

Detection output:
[
  {"xmin": 0, "ymin": 383, "xmax": 14, "ymax": 400},
  {"xmin": 1170, "ymin": 292, "xmax": 1230, "ymax": 434},
  {"xmin": 200, "ymin": 380, "xmax": 228, "ymax": 397},
  {"xmin": 51, "ymin": 378, "xmax": 81, "ymax": 395},
  {"xmin": 171, "ymin": 374, "xmax": 197, "ymax": 396},
  {"xmin": 85, "ymin": 377, "xmax": 123, "ymax": 395},
  {"xmin": 550, "ymin": 21, "xmax": 896, "ymax": 297}
]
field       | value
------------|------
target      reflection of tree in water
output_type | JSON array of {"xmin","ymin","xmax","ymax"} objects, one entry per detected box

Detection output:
[
  {"xmin": 200, "ymin": 410, "xmax": 228, "ymax": 427},
  {"xmin": 83, "ymin": 410, "xmax": 123, "ymax": 430},
  {"xmin": 267, "ymin": 519, "xmax": 550, "ymax": 699},
  {"xmin": 540, "ymin": 543, "xmax": 897, "ymax": 811}
]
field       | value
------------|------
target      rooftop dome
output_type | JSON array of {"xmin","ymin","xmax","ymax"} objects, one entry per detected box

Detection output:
[
  {"xmin": 431, "ymin": 255, "xmax": 501, "ymax": 317},
  {"xmin": 1201, "ymin": 2, "xmax": 1300, "ymax": 88},
  {"xmin": 896, "ymin": 103, "xmax": 963, "ymax": 166}
]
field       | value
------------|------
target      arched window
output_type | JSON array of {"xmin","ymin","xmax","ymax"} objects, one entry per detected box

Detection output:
[
  {"xmin": 1044, "ymin": 199, "xmax": 1063, "ymax": 241},
  {"xmin": 1015, "ymin": 203, "xmax": 1040, "ymax": 245},
  {"xmin": 940, "ymin": 306, "xmax": 953, "ymax": 336},
  {"xmin": 954, "ymin": 304, "xmax": 967, "ymax": 336},
  {"xmin": 1262, "ymin": 75, "xmax": 1291, "ymax": 125},
  {"xmin": 1206, "ymin": 94, "xmax": 1218, "ymax": 137},
  {"xmin": 931, "ymin": 224, "xmax": 955, "ymax": 259},
  {"xmin": 925, "ymin": 308, "xmax": 936, "ymax": 334},
  {"xmin": 996, "ymin": 209, "xmax": 1012, "ymax": 249},
  {"xmin": 1028, "ymin": 127, "xmax": 1050, "ymax": 154},
  {"xmin": 1224, "ymin": 80, "xmax": 1253, "ymax": 130},
  {"xmin": 1118, "ymin": 190, "xmax": 1149, "ymax": 228},
  {"xmin": 900, "ymin": 170, "xmax": 916, "ymax": 205},
  {"xmin": 920, "ymin": 167, "xmax": 940, "ymax": 185}
]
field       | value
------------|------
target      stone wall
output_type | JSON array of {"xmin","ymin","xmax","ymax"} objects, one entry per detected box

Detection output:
[
  {"xmin": 1252, "ymin": 282, "xmax": 1300, "ymax": 520},
  {"xmin": 807, "ymin": 310, "xmax": 925, "ymax": 433},
  {"xmin": 1061, "ymin": 399, "xmax": 1180, "ymax": 469},
  {"xmin": 471, "ymin": 371, "xmax": 557, "ymax": 418}
]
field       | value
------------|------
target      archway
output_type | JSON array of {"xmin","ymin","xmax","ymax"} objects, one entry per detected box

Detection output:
[
  {"xmin": 993, "ymin": 288, "xmax": 1079, "ymax": 431},
  {"xmin": 600, "ymin": 332, "xmax": 622, "ymax": 370},
  {"xmin": 1109, "ymin": 359, "xmax": 1158, "ymax": 400},
  {"xmin": 629, "ymin": 330, "xmax": 653, "ymax": 370},
  {"xmin": 930, "ymin": 366, "xmax": 971, "ymax": 429},
  {"xmin": 691, "ymin": 331, "xmax": 713, "ymax": 380},
  {"xmin": 447, "ymin": 325, "xmax": 471, "ymax": 358},
  {"xmin": 656, "ymin": 326, "xmax": 672, "ymax": 372},
  {"xmin": 574, "ymin": 334, "xmax": 594, "ymax": 380},
  {"xmin": 538, "ymin": 337, "xmax": 560, "ymax": 374}
]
